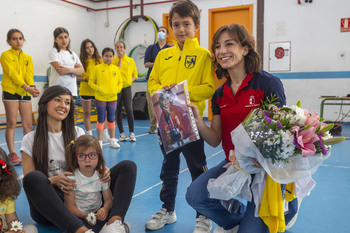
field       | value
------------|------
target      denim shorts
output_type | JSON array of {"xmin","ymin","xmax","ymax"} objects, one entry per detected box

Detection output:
[{"xmin": 2, "ymin": 91, "xmax": 31, "ymax": 102}]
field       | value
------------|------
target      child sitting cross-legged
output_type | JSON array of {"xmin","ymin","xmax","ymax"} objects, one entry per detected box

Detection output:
[{"xmin": 64, "ymin": 135, "xmax": 130, "ymax": 233}]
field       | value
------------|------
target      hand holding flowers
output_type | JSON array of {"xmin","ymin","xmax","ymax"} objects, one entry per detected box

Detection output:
[{"xmin": 86, "ymin": 212, "xmax": 97, "ymax": 226}]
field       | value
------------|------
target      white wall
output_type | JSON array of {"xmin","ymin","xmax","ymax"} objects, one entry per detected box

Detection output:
[
  {"xmin": 264, "ymin": 0, "xmax": 350, "ymax": 121},
  {"xmin": 0, "ymin": 0, "xmax": 349, "ymax": 121},
  {"xmin": 0, "ymin": 0, "xmax": 96, "ymax": 114}
]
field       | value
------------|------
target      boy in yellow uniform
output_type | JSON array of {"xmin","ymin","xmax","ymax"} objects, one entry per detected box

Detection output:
[
  {"xmin": 146, "ymin": 1, "xmax": 215, "ymax": 232},
  {"xmin": 89, "ymin": 47, "xmax": 123, "ymax": 149}
]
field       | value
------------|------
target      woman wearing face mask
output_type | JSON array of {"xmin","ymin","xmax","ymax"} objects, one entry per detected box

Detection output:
[{"xmin": 144, "ymin": 26, "xmax": 172, "ymax": 134}]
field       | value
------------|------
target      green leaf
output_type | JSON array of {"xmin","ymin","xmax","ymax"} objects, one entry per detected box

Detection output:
[
  {"xmin": 296, "ymin": 101, "xmax": 301, "ymax": 108},
  {"xmin": 320, "ymin": 123, "xmax": 334, "ymax": 133},
  {"xmin": 323, "ymin": 137, "xmax": 345, "ymax": 145},
  {"xmin": 315, "ymin": 124, "xmax": 321, "ymax": 134},
  {"xmin": 280, "ymin": 107, "xmax": 291, "ymax": 112}
]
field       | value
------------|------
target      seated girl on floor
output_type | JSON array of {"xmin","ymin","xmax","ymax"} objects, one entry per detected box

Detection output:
[{"xmin": 0, "ymin": 147, "xmax": 37, "ymax": 233}]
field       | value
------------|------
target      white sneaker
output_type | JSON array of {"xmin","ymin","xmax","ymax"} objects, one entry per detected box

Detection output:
[
  {"xmin": 213, "ymin": 225, "xmax": 239, "ymax": 233},
  {"xmin": 145, "ymin": 208, "xmax": 177, "ymax": 230},
  {"xmin": 193, "ymin": 215, "xmax": 212, "ymax": 233},
  {"xmin": 86, "ymin": 130, "xmax": 93, "ymax": 135},
  {"xmin": 85, "ymin": 230, "xmax": 95, "ymax": 233},
  {"xmin": 119, "ymin": 132, "xmax": 127, "ymax": 142},
  {"xmin": 99, "ymin": 140, "xmax": 103, "ymax": 149},
  {"xmin": 129, "ymin": 133, "xmax": 136, "ymax": 142},
  {"xmin": 102, "ymin": 129, "xmax": 110, "ymax": 143},
  {"xmin": 110, "ymin": 138, "xmax": 121, "ymax": 148},
  {"xmin": 100, "ymin": 220, "xmax": 130, "ymax": 233}
]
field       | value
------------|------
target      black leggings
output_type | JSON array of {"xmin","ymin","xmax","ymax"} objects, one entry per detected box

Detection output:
[
  {"xmin": 116, "ymin": 86, "xmax": 135, "ymax": 133},
  {"xmin": 23, "ymin": 160, "xmax": 137, "ymax": 233}
]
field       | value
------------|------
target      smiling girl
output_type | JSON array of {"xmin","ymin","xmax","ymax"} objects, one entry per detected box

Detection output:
[
  {"xmin": 48, "ymin": 27, "xmax": 84, "ymax": 98},
  {"xmin": 1, "ymin": 29, "xmax": 40, "ymax": 165},
  {"xmin": 185, "ymin": 24, "xmax": 300, "ymax": 233},
  {"xmin": 21, "ymin": 85, "xmax": 136, "ymax": 233}
]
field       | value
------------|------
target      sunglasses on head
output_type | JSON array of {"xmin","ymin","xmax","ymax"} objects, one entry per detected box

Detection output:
[{"xmin": 75, "ymin": 152, "xmax": 99, "ymax": 161}]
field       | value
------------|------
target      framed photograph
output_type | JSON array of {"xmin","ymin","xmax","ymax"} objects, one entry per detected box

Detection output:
[{"xmin": 151, "ymin": 80, "xmax": 200, "ymax": 154}]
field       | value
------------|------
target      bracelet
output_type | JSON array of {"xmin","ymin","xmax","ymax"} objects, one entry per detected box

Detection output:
[{"xmin": 25, "ymin": 85, "xmax": 30, "ymax": 91}]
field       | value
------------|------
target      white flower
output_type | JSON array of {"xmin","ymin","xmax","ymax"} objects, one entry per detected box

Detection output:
[
  {"xmin": 10, "ymin": 220, "xmax": 23, "ymax": 232},
  {"xmin": 279, "ymin": 130, "xmax": 295, "ymax": 159},
  {"xmin": 86, "ymin": 212, "xmax": 96, "ymax": 225},
  {"xmin": 290, "ymin": 105, "xmax": 306, "ymax": 125}
]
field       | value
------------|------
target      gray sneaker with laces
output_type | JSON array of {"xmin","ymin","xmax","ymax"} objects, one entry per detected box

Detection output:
[
  {"xmin": 129, "ymin": 133, "xmax": 136, "ymax": 142},
  {"xmin": 145, "ymin": 208, "xmax": 177, "ymax": 230},
  {"xmin": 119, "ymin": 132, "xmax": 127, "ymax": 141},
  {"xmin": 193, "ymin": 215, "xmax": 212, "ymax": 233}
]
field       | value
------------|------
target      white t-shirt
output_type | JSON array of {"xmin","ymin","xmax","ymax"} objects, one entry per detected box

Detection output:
[
  {"xmin": 20, "ymin": 126, "xmax": 85, "ymax": 177},
  {"xmin": 68, "ymin": 169, "xmax": 109, "ymax": 214},
  {"xmin": 48, "ymin": 48, "xmax": 82, "ymax": 96}
]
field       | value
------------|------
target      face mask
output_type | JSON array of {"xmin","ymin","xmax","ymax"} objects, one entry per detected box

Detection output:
[{"xmin": 158, "ymin": 31, "xmax": 166, "ymax": 40}]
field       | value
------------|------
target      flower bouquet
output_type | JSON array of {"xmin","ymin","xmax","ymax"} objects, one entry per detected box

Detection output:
[
  {"xmin": 207, "ymin": 95, "xmax": 345, "ymax": 200},
  {"xmin": 232, "ymin": 95, "xmax": 345, "ymax": 184}
]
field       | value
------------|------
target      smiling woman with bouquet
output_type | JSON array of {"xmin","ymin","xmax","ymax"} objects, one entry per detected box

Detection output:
[{"xmin": 185, "ymin": 24, "xmax": 298, "ymax": 233}]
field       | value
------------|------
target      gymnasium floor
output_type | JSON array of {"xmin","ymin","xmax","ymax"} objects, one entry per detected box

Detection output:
[{"xmin": 1, "ymin": 119, "xmax": 349, "ymax": 233}]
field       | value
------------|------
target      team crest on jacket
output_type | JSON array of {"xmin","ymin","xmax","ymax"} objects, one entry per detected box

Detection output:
[{"xmin": 184, "ymin": 55, "xmax": 196, "ymax": 69}]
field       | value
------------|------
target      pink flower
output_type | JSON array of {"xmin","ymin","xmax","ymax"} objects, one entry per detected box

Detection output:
[
  {"xmin": 304, "ymin": 110, "xmax": 320, "ymax": 128},
  {"xmin": 292, "ymin": 126, "xmax": 319, "ymax": 157}
]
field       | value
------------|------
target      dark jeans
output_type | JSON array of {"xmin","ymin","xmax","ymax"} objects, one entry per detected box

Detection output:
[
  {"xmin": 116, "ymin": 86, "xmax": 134, "ymax": 133},
  {"xmin": 23, "ymin": 160, "xmax": 137, "ymax": 233},
  {"xmin": 159, "ymin": 137, "xmax": 207, "ymax": 215},
  {"xmin": 186, "ymin": 160, "xmax": 298, "ymax": 232}
]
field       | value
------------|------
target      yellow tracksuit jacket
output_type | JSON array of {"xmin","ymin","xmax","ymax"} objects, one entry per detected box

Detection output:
[
  {"xmin": 0, "ymin": 48, "xmax": 34, "ymax": 96},
  {"xmin": 88, "ymin": 63, "xmax": 123, "ymax": 102},
  {"xmin": 112, "ymin": 54, "xmax": 137, "ymax": 88},
  {"xmin": 79, "ymin": 58, "xmax": 102, "ymax": 96},
  {"xmin": 148, "ymin": 38, "xmax": 215, "ymax": 117}
]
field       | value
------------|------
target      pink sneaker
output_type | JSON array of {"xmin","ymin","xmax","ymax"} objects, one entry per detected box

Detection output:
[{"xmin": 8, "ymin": 153, "xmax": 21, "ymax": 165}]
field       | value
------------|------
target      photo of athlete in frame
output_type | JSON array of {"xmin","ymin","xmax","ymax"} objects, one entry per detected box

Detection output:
[{"xmin": 151, "ymin": 81, "xmax": 200, "ymax": 154}]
